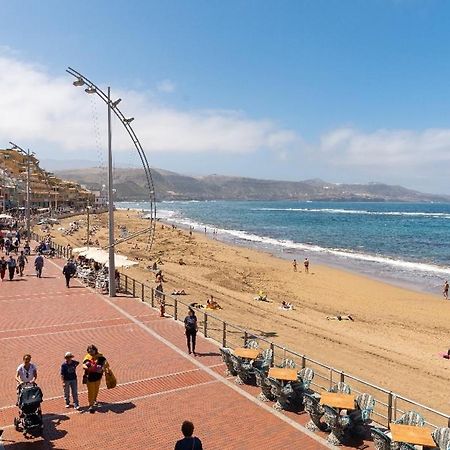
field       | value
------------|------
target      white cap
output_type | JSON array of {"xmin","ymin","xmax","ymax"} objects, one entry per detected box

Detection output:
[{"xmin": 64, "ymin": 352, "xmax": 74, "ymax": 358}]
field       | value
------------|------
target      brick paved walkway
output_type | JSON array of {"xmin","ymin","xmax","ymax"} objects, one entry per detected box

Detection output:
[{"xmin": 0, "ymin": 252, "xmax": 374, "ymax": 449}]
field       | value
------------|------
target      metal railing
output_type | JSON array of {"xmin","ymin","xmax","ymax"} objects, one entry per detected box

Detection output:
[{"xmin": 34, "ymin": 233, "xmax": 450, "ymax": 430}]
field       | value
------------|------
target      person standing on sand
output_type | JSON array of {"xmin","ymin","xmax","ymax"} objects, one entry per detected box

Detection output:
[
  {"xmin": 444, "ymin": 280, "xmax": 449, "ymax": 300},
  {"xmin": 304, "ymin": 257, "xmax": 309, "ymax": 274},
  {"xmin": 292, "ymin": 259, "xmax": 297, "ymax": 272},
  {"xmin": 184, "ymin": 309, "xmax": 198, "ymax": 355}
]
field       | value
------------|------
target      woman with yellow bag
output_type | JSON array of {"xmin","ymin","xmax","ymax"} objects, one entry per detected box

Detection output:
[{"xmin": 82, "ymin": 344, "xmax": 110, "ymax": 413}]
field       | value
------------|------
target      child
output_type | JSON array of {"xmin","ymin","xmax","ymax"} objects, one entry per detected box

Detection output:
[{"xmin": 61, "ymin": 352, "xmax": 79, "ymax": 409}]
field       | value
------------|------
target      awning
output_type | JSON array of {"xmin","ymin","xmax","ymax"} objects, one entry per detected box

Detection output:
[{"xmin": 72, "ymin": 247, "xmax": 138, "ymax": 268}]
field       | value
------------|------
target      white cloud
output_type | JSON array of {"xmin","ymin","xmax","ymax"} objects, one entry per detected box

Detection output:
[
  {"xmin": 319, "ymin": 127, "xmax": 450, "ymax": 166},
  {"xmin": 0, "ymin": 52, "xmax": 300, "ymax": 156},
  {"xmin": 156, "ymin": 79, "xmax": 176, "ymax": 93}
]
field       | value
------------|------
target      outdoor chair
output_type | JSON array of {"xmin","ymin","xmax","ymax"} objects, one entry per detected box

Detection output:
[
  {"xmin": 252, "ymin": 348, "xmax": 273, "ymax": 372},
  {"xmin": 349, "ymin": 393, "xmax": 376, "ymax": 435},
  {"xmin": 245, "ymin": 339, "xmax": 259, "ymax": 349},
  {"xmin": 235, "ymin": 357, "xmax": 256, "ymax": 385},
  {"xmin": 432, "ymin": 426, "xmax": 450, "ymax": 450},
  {"xmin": 394, "ymin": 410, "xmax": 425, "ymax": 427},
  {"xmin": 370, "ymin": 428, "xmax": 416, "ymax": 450},
  {"xmin": 278, "ymin": 358, "xmax": 296, "ymax": 369},
  {"xmin": 329, "ymin": 382, "xmax": 352, "ymax": 394},
  {"xmin": 322, "ymin": 404, "xmax": 351, "ymax": 445},
  {"xmin": 255, "ymin": 368, "xmax": 277, "ymax": 402},
  {"xmin": 220, "ymin": 347, "xmax": 238, "ymax": 377},
  {"xmin": 290, "ymin": 368, "xmax": 315, "ymax": 411},
  {"xmin": 268, "ymin": 377, "xmax": 297, "ymax": 411},
  {"xmin": 303, "ymin": 392, "xmax": 327, "ymax": 431}
]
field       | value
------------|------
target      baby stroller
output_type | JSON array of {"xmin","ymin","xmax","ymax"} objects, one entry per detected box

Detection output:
[{"xmin": 14, "ymin": 383, "xmax": 44, "ymax": 437}]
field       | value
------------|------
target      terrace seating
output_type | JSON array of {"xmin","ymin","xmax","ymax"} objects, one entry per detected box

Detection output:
[
  {"xmin": 245, "ymin": 339, "xmax": 259, "ymax": 349},
  {"xmin": 348, "ymin": 393, "xmax": 376, "ymax": 435},
  {"xmin": 253, "ymin": 348, "xmax": 273, "ymax": 372},
  {"xmin": 220, "ymin": 347, "xmax": 238, "ymax": 377},
  {"xmin": 370, "ymin": 428, "xmax": 416, "ymax": 450},
  {"xmin": 268, "ymin": 377, "xmax": 297, "ymax": 411},
  {"xmin": 322, "ymin": 404, "xmax": 351, "ymax": 445},
  {"xmin": 394, "ymin": 410, "xmax": 425, "ymax": 427},
  {"xmin": 290, "ymin": 368, "xmax": 315, "ymax": 410},
  {"xmin": 432, "ymin": 426, "xmax": 450, "ymax": 450},
  {"xmin": 303, "ymin": 392, "xmax": 326, "ymax": 431},
  {"xmin": 235, "ymin": 357, "xmax": 255, "ymax": 385},
  {"xmin": 329, "ymin": 382, "xmax": 352, "ymax": 394},
  {"xmin": 278, "ymin": 358, "xmax": 296, "ymax": 369},
  {"xmin": 255, "ymin": 369, "xmax": 277, "ymax": 402}
]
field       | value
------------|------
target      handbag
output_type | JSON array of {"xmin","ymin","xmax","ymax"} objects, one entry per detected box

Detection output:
[{"xmin": 105, "ymin": 367, "xmax": 117, "ymax": 389}]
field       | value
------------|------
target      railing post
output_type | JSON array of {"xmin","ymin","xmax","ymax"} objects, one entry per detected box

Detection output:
[
  {"xmin": 301, "ymin": 355, "xmax": 306, "ymax": 369},
  {"xmin": 124, "ymin": 275, "xmax": 128, "ymax": 294},
  {"xmin": 132, "ymin": 279, "xmax": 136, "ymax": 297},
  {"xmin": 222, "ymin": 322, "xmax": 227, "ymax": 347},
  {"xmin": 174, "ymin": 299, "xmax": 178, "ymax": 320},
  {"xmin": 203, "ymin": 313, "xmax": 207, "ymax": 337},
  {"xmin": 270, "ymin": 343, "xmax": 274, "ymax": 366},
  {"xmin": 387, "ymin": 391, "xmax": 393, "ymax": 428},
  {"xmin": 340, "ymin": 371, "xmax": 345, "ymax": 383},
  {"xmin": 141, "ymin": 284, "xmax": 144, "ymax": 302},
  {"xmin": 329, "ymin": 368, "xmax": 334, "ymax": 389},
  {"xmin": 393, "ymin": 394, "xmax": 397, "ymax": 423},
  {"xmin": 151, "ymin": 288, "xmax": 154, "ymax": 307},
  {"xmin": 244, "ymin": 331, "xmax": 248, "ymax": 346}
]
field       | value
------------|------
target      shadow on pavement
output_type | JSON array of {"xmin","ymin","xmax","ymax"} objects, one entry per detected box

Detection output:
[{"xmin": 96, "ymin": 401, "xmax": 136, "ymax": 414}]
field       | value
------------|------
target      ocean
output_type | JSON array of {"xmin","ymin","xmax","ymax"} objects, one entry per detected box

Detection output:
[{"xmin": 117, "ymin": 200, "xmax": 450, "ymax": 295}]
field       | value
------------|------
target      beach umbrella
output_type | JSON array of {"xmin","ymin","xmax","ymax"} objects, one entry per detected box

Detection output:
[{"xmin": 72, "ymin": 247, "xmax": 138, "ymax": 268}]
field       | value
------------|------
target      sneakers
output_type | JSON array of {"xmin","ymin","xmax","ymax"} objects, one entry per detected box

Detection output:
[
  {"xmin": 65, "ymin": 404, "xmax": 71, "ymax": 408},
  {"xmin": 74, "ymin": 405, "xmax": 80, "ymax": 410},
  {"xmin": 89, "ymin": 406, "xmax": 95, "ymax": 413}
]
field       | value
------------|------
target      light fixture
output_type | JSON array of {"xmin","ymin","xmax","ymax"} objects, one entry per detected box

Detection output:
[
  {"xmin": 112, "ymin": 98, "xmax": 122, "ymax": 107},
  {"xmin": 85, "ymin": 86, "xmax": 96, "ymax": 94},
  {"xmin": 124, "ymin": 117, "xmax": 134, "ymax": 123},
  {"xmin": 73, "ymin": 77, "xmax": 85, "ymax": 87}
]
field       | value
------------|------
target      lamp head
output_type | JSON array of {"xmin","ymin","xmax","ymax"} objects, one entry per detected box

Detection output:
[
  {"xmin": 73, "ymin": 77, "xmax": 85, "ymax": 87},
  {"xmin": 85, "ymin": 86, "xmax": 96, "ymax": 94},
  {"xmin": 112, "ymin": 98, "xmax": 122, "ymax": 108},
  {"xmin": 124, "ymin": 117, "xmax": 134, "ymax": 123}
]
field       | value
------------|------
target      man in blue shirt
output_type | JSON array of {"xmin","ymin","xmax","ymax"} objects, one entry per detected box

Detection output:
[
  {"xmin": 61, "ymin": 352, "xmax": 79, "ymax": 409},
  {"xmin": 174, "ymin": 421, "xmax": 203, "ymax": 450}
]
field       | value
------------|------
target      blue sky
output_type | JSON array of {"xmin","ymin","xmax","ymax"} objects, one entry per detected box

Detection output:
[{"xmin": 1, "ymin": 0, "xmax": 450, "ymax": 193}]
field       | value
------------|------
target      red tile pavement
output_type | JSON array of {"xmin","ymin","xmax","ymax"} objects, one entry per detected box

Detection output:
[{"xmin": 0, "ymin": 252, "xmax": 372, "ymax": 449}]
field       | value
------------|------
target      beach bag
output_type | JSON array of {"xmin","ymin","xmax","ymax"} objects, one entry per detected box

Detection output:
[{"xmin": 105, "ymin": 368, "xmax": 117, "ymax": 389}]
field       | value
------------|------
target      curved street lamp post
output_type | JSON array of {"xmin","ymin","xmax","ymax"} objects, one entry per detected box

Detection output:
[{"xmin": 67, "ymin": 68, "xmax": 157, "ymax": 297}]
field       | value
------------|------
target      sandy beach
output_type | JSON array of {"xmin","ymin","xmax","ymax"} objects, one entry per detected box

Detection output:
[{"xmin": 39, "ymin": 209, "xmax": 450, "ymax": 414}]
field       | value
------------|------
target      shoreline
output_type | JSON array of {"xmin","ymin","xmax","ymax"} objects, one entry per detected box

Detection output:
[{"xmin": 41, "ymin": 210, "xmax": 450, "ymax": 413}]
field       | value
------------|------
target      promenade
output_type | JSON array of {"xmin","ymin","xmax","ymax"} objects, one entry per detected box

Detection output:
[{"xmin": 0, "ymin": 253, "xmax": 364, "ymax": 449}]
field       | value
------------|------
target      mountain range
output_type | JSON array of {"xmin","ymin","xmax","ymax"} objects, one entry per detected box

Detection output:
[{"xmin": 55, "ymin": 167, "xmax": 450, "ymax": 203}]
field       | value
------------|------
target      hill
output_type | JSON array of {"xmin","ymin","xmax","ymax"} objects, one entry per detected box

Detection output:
[{"xmin": 55, "ymin": 167, "xmax": 450, "ymax": 202}]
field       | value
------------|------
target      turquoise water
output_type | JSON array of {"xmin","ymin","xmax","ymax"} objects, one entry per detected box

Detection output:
[{"xmin": 118, "ymin": 200, "xmax": 450, "ymax": 294}]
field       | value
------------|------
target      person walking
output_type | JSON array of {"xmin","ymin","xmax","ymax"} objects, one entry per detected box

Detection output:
[
  {"xmin": 444, "ymin": 280, "xmax": 449, "ymax": 300},
  {"xmin": 82, "ymin": 344, "xmax": 107, "ymax": 413},
  {"xmin": 304, "ymin": 257, "xmax": 309, "ymax": 274},
  {"xmin": 174, "ymin": 421, "xmax": 203, "ymax": 450},
  {"xmin": 17, "ymin": 251, "xmax": 28, "ymax": 277},
  {"xmin": 184, "ymin": 309, "xmax": 198, "ymax": 356},
  {"xmin": 62, "ymin": 259, "xmax": 76, "ymax": 288},
  {"xmin": 0, "ymin": 256, "xmax": 6, "ymax": 281},
  {"xmin": 61, "ymin": 352, "xmax": 79, "ymax": 410},
  {"xmin": 292, "ymin": 259, "xmax": 297, "ymax": 272},
  {"xmin": 7, "ymin": 255, "xmax": 17, "ymax": 281},
  {"xmin": 34, "ymin": 253, "xmax": 44, "ymax": 278}
]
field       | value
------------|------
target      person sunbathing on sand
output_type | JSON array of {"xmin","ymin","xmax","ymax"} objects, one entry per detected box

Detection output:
[
  {"xmin": 279, "ymin": 301, "xmax": 294, "ymax": 310},
  {"xmin": 172, "ymin": 289, "xmax": 186, "ymax": 295},
  {"xmin": 254, "ymin": 290, "xmax": 267, "ymax": 301},
  {"xmin": 206, "ymin": 295, "xmax": 222, "ymax": 310},
  {"xmin": 326, "ymin": 314, "xmax": 354, "ymax": 321}
]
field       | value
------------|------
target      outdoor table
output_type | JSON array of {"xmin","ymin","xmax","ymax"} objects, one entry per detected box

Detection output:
[
  {"xmin": 319, "ymin": 392, "xmax": 356, "ymax": 410},
  {"xmin": 268, "ymin": 367, "xmax": 298, "ymax": 381},
  {"xmin": 233, "ymin": 348, "xmax": 260, "ymax": 359},
  {"xmin": 390, "ymin": 424, "xmax": 436, "ymax": 448}
]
